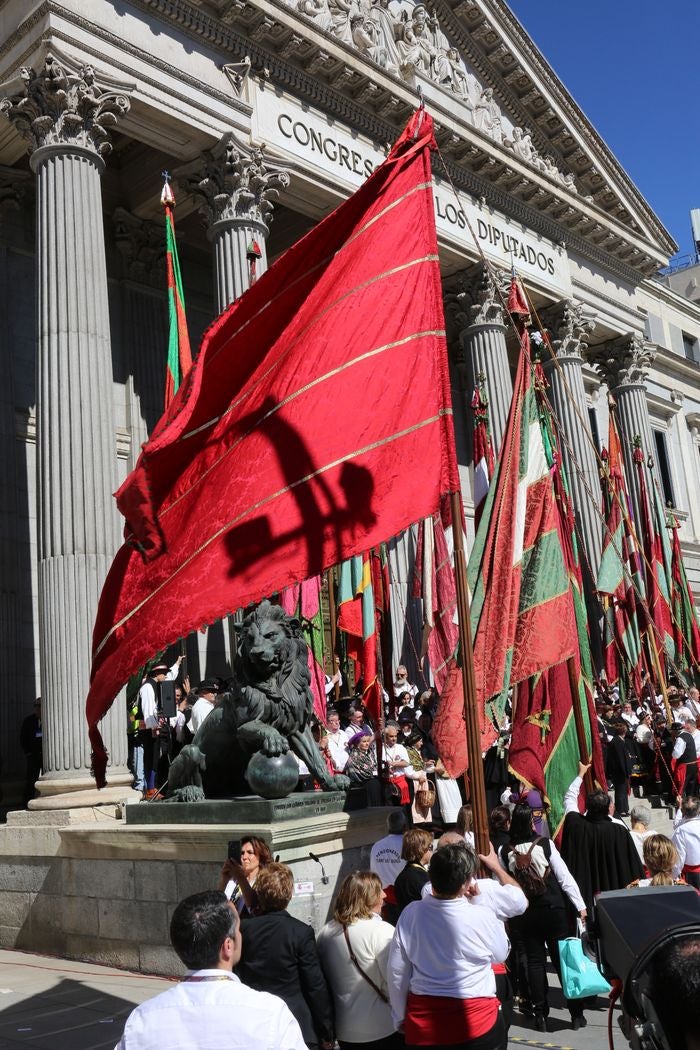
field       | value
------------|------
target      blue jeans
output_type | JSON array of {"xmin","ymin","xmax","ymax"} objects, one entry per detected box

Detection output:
[{"xmin": 128, "ymin": 736, "xmax": 145, "ymax": 791}]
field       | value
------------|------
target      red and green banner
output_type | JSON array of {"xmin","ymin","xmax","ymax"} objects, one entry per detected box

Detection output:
[
  {"xmin": 467, "ymin": 278, "xmax": 578, "ymax": 715},
  {"xmin": 596, "ymin": 409, "xmax": 646, "ymax": 697},
  {"xmin": 508, "ymin": 355, "xmax": 605, "ymax": 836},
  {"xmin": 162, "ymin": 176, "xmax": 192, "ymax": 409},
  {"xmin": 670, "ymin": 516, "xmax": 700, "ymax": 676},
  {"xmin": 634, "ymin": 441, "xmax": 674, "ymax": 662}
]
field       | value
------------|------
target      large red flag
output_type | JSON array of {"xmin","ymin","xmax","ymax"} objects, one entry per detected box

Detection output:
[{"xmin": 87, "ymin": 109, "xmax": 459, "ymax": 783}]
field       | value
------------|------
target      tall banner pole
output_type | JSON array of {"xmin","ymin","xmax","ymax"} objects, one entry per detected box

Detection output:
[
  {"xmin": 566, "ymin": 655, "xmax": 594, "ymax": 794},
  {"xmin": 450, "ymin": 491, "xmax": 490, "ymax": 858}
]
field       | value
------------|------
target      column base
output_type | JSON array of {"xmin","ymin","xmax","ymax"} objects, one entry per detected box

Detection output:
[
  {"xmin": 28, "ymin": 785, "xmax": 141, "ymax": 811},
  {"xmin": 30, "ymin": 770, "xmax": 139, "ymax": 810}
]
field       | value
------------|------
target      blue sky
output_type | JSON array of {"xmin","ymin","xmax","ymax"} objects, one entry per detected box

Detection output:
[{"xmin": 506, "ymin": 1, "xmax": 700, "ymax": 259}]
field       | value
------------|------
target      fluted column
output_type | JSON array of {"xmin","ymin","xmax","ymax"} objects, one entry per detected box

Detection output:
[
  {"xmin": 176, "ymin": 132, "xmax": 290, "ymax": 313},
  {"xmin": 452, "ymin": 265, "xmax": 512, "ymax": 455},
  {"xmin": 1, "ymin": 54, "xmax": 135, "ymax": 805},
  {"xmin": 589, "ymin": 333, "xmax": 656, "ymax": 530},
  {"xmin": 540, "ymin": 299, "xmax": 602, "ymax": 574}
]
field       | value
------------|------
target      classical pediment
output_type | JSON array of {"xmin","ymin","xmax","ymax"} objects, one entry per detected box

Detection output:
[{"xmin": 190, "ymin": 0, "xmax": 673, "ymax": 279}]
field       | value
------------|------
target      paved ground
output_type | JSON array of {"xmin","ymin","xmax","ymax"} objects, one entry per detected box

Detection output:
[{"xmin": 0, "ymin": 949, "xmax": 628, "ymax": 1050}]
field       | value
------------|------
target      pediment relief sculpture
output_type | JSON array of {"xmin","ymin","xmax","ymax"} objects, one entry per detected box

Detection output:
[{"xmin": 284, "ymin": 0, "xmax": 579, "ymax": 191}]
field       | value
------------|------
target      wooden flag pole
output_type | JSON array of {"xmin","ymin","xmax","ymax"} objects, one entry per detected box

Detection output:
[
  {"xmin": 647, "ymin": 625, "xmax": 673, "ymax": 727},
  {"xmin": 450, "ymin": 490, "xmax": 490, "ymax": 859},
  {"xmin": 566, "ymin": 655, "xmax": 594, "ymax": 795}
]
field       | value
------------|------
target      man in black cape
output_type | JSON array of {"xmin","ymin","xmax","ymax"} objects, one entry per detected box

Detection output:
[{"xmin": 560, "ymin": 761, "xmax": 643, "ymax": 914}]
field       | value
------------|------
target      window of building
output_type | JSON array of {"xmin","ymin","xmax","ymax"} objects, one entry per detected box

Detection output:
[
  {"xmin": 653, "ymin": 429, "xmax": 675, "ymax": 507},
  {"xmin": 682, "ymin": 332, "xmax": 700, "ymax": 363},
  {"xmin": 588, "ymin": 407, "xmax": 601, "ymax": 451}
]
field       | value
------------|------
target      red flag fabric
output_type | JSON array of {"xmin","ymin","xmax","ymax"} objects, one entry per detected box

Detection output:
[{"xmin": 87, "ymin": 109, "xmax": 458, "ymax": 783}]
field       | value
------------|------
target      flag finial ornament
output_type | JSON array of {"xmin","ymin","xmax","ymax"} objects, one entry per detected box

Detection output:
[
  {"xmin": 506, "ymin": 273, "xmax": 529, "ymax": 319},
  {"xmin": 161, "ymin": 170, "xmax": 175, "ymax": 207}
]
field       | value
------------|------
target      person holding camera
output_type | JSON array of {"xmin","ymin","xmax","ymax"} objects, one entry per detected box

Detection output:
[
  {"xmin": 138, "ymin": 656, "xmax": 184, "ymax": 799},
  {"xmin": 219, "ymin": 835, "xmax": 273, "ymax": 917}
]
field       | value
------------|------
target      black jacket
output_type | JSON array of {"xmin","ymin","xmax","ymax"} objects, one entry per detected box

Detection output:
[
  {"xmin": 237, "ymin": 910, "xmax": 334, "ymax": 1048},
  {"xmin": 605, "ymin": 733, "xmax": 633, "ymax": 784}
]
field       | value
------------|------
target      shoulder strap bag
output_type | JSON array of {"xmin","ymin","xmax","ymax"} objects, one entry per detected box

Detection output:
[{"xmin": 342, "ymin": 926, "xmax": 389, "ymax": 1003}]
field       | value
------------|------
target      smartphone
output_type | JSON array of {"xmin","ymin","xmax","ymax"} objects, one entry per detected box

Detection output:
[{"xmin": 227, "ymin": 839, "xmax": 241, "ymax": 863}]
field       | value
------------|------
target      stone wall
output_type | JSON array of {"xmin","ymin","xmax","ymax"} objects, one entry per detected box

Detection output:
[{"xmin": 0, "ymin": 805, "xmax": 389, "ymax": 975}]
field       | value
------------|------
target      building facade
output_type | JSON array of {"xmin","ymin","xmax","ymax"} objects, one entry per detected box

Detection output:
[{"xmin": 0, "ymin": 0, "xmax": 699, "ymax": 805}]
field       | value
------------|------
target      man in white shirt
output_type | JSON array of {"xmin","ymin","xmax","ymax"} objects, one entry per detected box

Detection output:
[
  {"xmin": 115, "ymin": 891, "xmax": 306, "ymax": 1050},
  {"xmin": 325, "ymin": 708, "xmax": 349, "ymax": 772},
  {"xmin": 672, "ymin": 795, "xmax": 700, "ymax": 888},
  {"xmin": 389, "ymin": 843, "xmax": 509, "ymax": 1046},
  {"xmin": 138, "ymin": 657, "xmax": 183, "ymax": 797},
  {"xmin": 685, "ymin": 717, "xmax": 700, "ymax": 752},
  {"xmin": 190, "ymin": 679, "xmax": 220, "ymax": 735},
  {"xmin": 370, "ymin": 810, "xmax": 408, "ymax": 887}
]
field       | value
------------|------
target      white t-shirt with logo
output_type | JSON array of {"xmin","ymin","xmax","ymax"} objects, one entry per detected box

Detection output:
[{"xmin": 370, "ymin": 833, "xmax": 406, "ymax": 887}]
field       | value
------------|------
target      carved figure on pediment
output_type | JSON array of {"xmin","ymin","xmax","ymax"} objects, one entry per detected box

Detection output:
[
  {"xmin": 328, "ymin": 0, "xmax": 355, "ymax": 44},
  {"xmin": 506, "ymin": 126, "xmax": 534, "ymax": 163},
  {"xmin": 351, "ymin": 13, "xmax": 386, "ymax": 65},
  {"xmin": 397, "ymin": 5, "xmax": 450, "ymax": 84},
  {"xmin": 444, "ymin": 48, "xmax": 474, "ymax": 104},
  {"xmin": 368, "ymin": 0, "xmax": 403, "ymax": 72},
  {"xmin": 473, "ymin": 87, "xmax": 502, "ymax": 143},
  {"xmin": 298, "ymin": 0, "xmax": 333, "ymax": 33}
]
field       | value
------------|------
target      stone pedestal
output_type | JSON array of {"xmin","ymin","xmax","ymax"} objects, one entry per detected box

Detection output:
[
  {"xmin": 0, "ymin": 54, "xmax": 134, "ymax": 804},
  {"xmin": 0, "ymin": 806, "xmax": 390, "ymax": 972}
]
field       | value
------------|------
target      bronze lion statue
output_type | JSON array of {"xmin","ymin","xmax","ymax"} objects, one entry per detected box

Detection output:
[{"xmin": 166, "ymin": 600, "xmax": 350, "ymax": 801}]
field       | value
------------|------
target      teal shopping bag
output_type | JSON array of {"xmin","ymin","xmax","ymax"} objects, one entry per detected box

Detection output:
[{"xmin": 558, "ymin": 937, "xmax": 611, "ymax": 999}]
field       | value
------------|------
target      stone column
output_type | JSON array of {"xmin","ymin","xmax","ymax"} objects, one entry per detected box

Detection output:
[
  {"xmin": 176, "ymin": 132, "xmax": 290, "ymax": 313},
  {"xmin": 589, "ymin": 333, "xmax": 656, "ymax": 530},
  {"xmin": 1, "ymin": 54, "xmax": 136, "ymax": 805},
  {"xmin": 540, "ymin": 299, "xmax": 602, "ymax": 575},
  {"xmin": 452, "ymin": 264, "xmax": 512, "ymax": 455}
]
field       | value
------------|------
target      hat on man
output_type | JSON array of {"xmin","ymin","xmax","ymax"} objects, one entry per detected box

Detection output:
[
  {"xmin": 670, "ymin": 721, "xmax": 684, "ymax": 732},
  {"xmin": 151, "ymin": 664, "xmax": 170, "ymax": 675},
  {"xmin": 198, "ymin": 678, "xmax": 220, "ymax": 694}
]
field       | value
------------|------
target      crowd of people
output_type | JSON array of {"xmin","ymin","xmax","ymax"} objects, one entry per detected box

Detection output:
[
  {"xmin": 109, "ymin": 661, "xmax": 700, "ymax": 1048},
  {"xmin": 115, "ymin": 790, "xmax": 700, "ymax": 1049}
]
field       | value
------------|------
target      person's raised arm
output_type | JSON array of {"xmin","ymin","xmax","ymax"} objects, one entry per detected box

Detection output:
[{"xmin": 564, "ymin": 762, "xmax": 590, "ymax": 815}]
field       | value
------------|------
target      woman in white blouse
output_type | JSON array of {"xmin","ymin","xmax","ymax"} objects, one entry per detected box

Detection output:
[{"xmin": 317, "ymin": 871, "xmax": 401, "ymax": 1050}]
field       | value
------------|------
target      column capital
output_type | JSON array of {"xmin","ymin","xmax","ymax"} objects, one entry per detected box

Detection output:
[
  {"xmin": 539, "ymin": 298, "xmax": 596, "ymax": 363},
  {"xmin": 0, "ymin": 51, "xmax": 131, "ymax": 160},
  {"xmin": 588, "ymin": 332, "xmax": 655, "ymax": 390},
  {"xmin": 445, "ymin": 263, "xmax": 510, "ymax": 331},
  {"xmin": 175, "ymin": 131, "xmax": 290, "ymax": 234}
]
